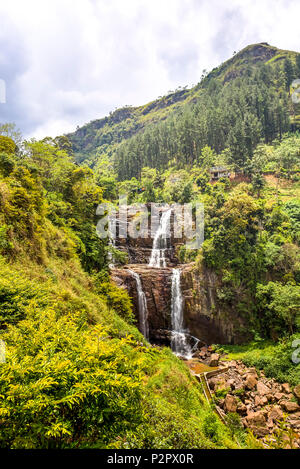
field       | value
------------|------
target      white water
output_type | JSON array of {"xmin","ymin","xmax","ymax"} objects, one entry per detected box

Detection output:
[
  {"xmin": 149, "ymin": 209, "xmax": 172, "ymax": 268},
  {"xmin": 170, "ymin": 268, "xmax": 194, "ymax": 359},
  {"xmin": 129, "ymin": 269, "xmax": 149, "ymax": 339},
  {"xmin": 108, "ymin": 216, "xmax": 116, "ymax": 268}
]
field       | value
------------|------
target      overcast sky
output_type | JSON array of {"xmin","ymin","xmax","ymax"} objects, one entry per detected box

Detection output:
[{"xmin": 0, "ymin": 0, "xmax": 300, "ymax": 139}]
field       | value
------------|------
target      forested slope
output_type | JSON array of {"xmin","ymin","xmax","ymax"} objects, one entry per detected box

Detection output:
[
  {"xmin": 0, "ymin": 134, "xmax": 239, "ymax": 449},
  {"xmin": 67, "ymin": 42, "xmax": 300, "ymax": 175}
]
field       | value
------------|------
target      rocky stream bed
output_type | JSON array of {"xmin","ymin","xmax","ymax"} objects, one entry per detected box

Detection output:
[{"xmin": 191, "ymin": 346, "xmax": 300, "ymax": 448}]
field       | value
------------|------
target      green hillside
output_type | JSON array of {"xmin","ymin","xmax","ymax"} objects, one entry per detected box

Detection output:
[{"xmin": 67, "ymin": 43, "xmax": 300, "ymax": 169}]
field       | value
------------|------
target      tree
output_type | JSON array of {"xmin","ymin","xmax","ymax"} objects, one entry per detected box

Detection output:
[
  {"xmin": 163, "ymin": 170, "xmax": 193, "ymax": 203},
  {"xmin": 274, "ymin": 135, "xmax": 300, "ymax": 177},
  {"xmin": 95, "ymin": 154, "xmax": 118, "ymax": 200},
  {"xmin": 198, "ymin": 146, "xmax": 217, "ymax": 168},
  {"xmin": 251, "ymin": 172, "xmax": 265, "ymax": 198},
  {"xmin": 0, "ymin": 123, "xmax": 22, "ymax": 148},
  {"xmin": 140, "ymin": 167, "xmax": 157, "ymax": 202},
  {"xmin": 24, "ymin": 140, "xmax": 107, "ymax": 271},
  {"xmin": 54, "ymin": 135, "xmax": 74, "ymax": 157},
  {"xmin": 0, "ymin": 136, "xmax": 16, "ymax": 155},
  {"xmin": 284, "ymin": 58, "xmax": 295, "ymax": 93},
  {"xmin": 256, "ymin": 282, "xmax": 300, "ymax": 337}
]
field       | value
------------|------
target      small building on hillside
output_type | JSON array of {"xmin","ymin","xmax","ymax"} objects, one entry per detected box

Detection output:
[{"xmin": 209, "ymin": 166, "xmax": 231, "ymax": 182}]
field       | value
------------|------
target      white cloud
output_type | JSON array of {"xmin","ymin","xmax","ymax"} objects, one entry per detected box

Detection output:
[{"xmin": 0, "ymin": 0, "xmax": 299, "ymax": 138}]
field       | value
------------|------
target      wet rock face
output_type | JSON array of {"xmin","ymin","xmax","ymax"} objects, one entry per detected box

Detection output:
[
  {"xmin": 111, "ymin": 265, "xmax": 173, "ymax": 344},
  {"xmin": 110, "ymin": 204, "xmax": 252, "ymax": 346},
  {"xmin": 181, "ymin": 264, "xmax": 252, "ymax": 345},
  {"xmin": 112, "ymin": 260, "xmax": 252, "ymax": 346},
  {"xmin": 294, "ymin": 384, "xmax": 300, "ymax": 400},
  {"xmin": 113, "ymin": 207, "xmax": 183, "ymax": 265}
]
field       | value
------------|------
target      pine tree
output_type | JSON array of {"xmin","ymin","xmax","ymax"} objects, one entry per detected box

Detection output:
[{"xmin": 284, "ymin": 58, "xmax": 295, "ymax": 93}]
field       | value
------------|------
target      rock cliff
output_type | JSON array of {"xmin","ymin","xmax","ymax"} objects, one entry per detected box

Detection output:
[
  {"xmin": 110, "ymin": 205, "xmax": 251, "ymax": 347},
  {"xmin": 181, "ymin": 263, "xmax": 251, "ymax": 345}
]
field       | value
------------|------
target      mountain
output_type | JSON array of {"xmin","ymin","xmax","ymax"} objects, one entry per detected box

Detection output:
[{"xmin": 66, "ymin": 43, "xmax": 300, "ymax": 167}]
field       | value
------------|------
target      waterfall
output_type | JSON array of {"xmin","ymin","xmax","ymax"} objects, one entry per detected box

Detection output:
[
  {"xmin": 108, "ymin": 216, "xmax": 116, "ymax": 268},
  {"xmin": 129, "ymin": 269, "xmax": 149, "ymax": 339},
  {"xmin": 170, "ymin": 268, "xmax": 194, "ymax": 359},
  {"xmin": 149, "ymin": 208, "xmax": 172, "ymax": 268}
]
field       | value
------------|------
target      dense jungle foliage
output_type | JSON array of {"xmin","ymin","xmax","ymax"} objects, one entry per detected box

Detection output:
[{"xmin": 0, "ymin": 130, "xmax": 241, "ymax": 449}]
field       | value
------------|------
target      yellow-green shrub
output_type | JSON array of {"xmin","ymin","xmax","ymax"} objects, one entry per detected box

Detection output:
[
  {"xmin": 0, "ymin": 136, "xmax": 16, "ymax": 155},
  {"xmin": 0, "ymin": 311, "xmax": 144, "ymax": 449}
]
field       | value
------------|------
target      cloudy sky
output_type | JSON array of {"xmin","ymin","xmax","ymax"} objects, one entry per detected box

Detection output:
[{"xmin": 0, "ymin": 0, "xmax": 299, "ymax": 138}]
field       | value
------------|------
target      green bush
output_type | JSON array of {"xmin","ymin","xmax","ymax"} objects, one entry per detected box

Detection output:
[
  {"xmin": 0, "ymin": 153, "xmax": 15, "ymax": 177},
  {"xmin": 0, "ymin": 258, "xmax": 50, "ymax": 328},
  {"xmin": 0, "ymin": 311, "xmax": 143, "ymax": 448},
  {"xmin": 0, "ymin": 136, "xmax": 16, "ymax": 155},
  {"xmin": 95, "ymin": 281, "xmax": 135, "ymax": 324}
]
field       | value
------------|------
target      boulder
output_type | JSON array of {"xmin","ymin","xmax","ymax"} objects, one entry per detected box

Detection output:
[
  {"xmin": 235, "ymin": 381, "xmax": 245, "ymax": 391},
  {"xmin": 224, "ymin": 394, "xmax": 238, "ymax": 413},
  {"xmin": 237, "ymin": 402, "xmax": 247, "ymax": 416},
  {"xmin": 255, "ymin": 395, "xmax": 268, "ymax": 407},
  {"xmin": 281, "ymin": 400, "xmax": 300, "ymax": 413},
  {"xmin": 245, "ymin": 374, "xmax": 258, "ymax": 390},
  {"xmin": 282, "ymin": 383, "xmax": 291, "ymax": 394},
  {"xmin": 209, "ymin": 376, "xmax": 226, "ymax": 391},
  {"xmin": 257, "ymin": 381, "xmax": 269, "ymax": 396},
  {"xmin": 266, "ymin": 393, "xmax": 275, "ymax": 403},
  {"xmin": 246, "ymin": 405, "xmax": 253, "ymax": 414},
  {"xmin": 266, "ymin": 419, "xmax": 274, "ymax": 429},
  {"xmin": 268, "ymin": 406, "xmax": 284, "ymax": 422},
  {"xmin": 207, "ymin": 377, "xmax": 218, "ymax": 390},
  {"xmin": 208, "ymin": 353, "xmax": 220, "ymax": 367},
  {"xmin": 227, "ymin": 360, "xmax": 238, "ymax": 368},
  {"xmin": 251, "ymin": 426, "xmax": 270, "ymax": 437},
  {"xmin": 294, "ymin": 384, "xmax": 300, "ymax": 401},
  {"xmin": 274, "ymin": 393, "xmax": 285, "ymax": 402},
  {"xmin": 287, "ymin": 413, "xmax": 300, "ymax": 429},
  {"xmin": 262, "ymin": 396, "xmax": 268, "ymax": 406},
  {"xmin": 227, "ymin": 378, "xmax": 236, "ymax": 390},
  {"xmin": 246, "ymin": 411, "xmax": 266, "ymax": 427}
]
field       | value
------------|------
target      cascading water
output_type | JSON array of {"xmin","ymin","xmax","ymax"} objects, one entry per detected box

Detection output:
[
  {"xmin": 107, "ymin": 216, "xmax": 116, "ymax": 268},
  {"xmin": 149, "ymin": 209, "xmax": 172, "ymax": 268},
  {"xmin": 170, "ymin": 268, "xmax": 195, "ymax": 359},
  {"xmin": 129, "ymin": 269, "xmax": 149, "ymax": 339}
]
